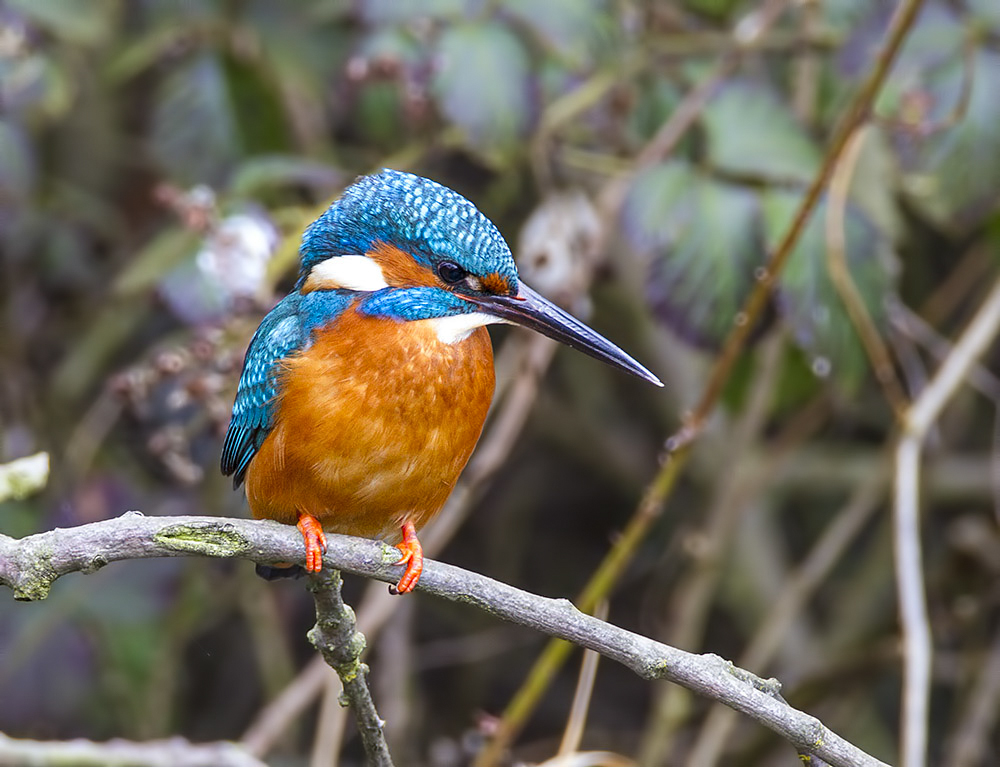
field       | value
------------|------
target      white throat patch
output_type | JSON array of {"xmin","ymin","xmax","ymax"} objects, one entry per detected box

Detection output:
[
  {"xmin": 431, "ymin": 312, "xmax": 510, "ymax": 344},
  {"xmin": 306, "ymin": 255, "xmax": 389, "ymax": 292}
]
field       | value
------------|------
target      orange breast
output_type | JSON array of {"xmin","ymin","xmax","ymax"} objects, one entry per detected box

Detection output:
[{"xmin": 244, "ymin": 309, "xmax": 495, "ymax": 542}]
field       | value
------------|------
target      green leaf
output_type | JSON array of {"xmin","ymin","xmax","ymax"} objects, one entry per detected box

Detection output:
[
  {"xmin": 623, "ymin": 162, "xmax": 764, "ymax": 347},
  {"xmin": 151, "ymin": 53, "xmax": 240, "ymax": 186},
  {"xmin": 703, "ymin": 79, "xmax": 822, "ymax": 184},
  {"xmin": 432, "ymin": 22, "xmax": 532, "ymax": 148},
  {"xmin": 762, "ymin": 189, "xmax": 897, "ymax": 388}
]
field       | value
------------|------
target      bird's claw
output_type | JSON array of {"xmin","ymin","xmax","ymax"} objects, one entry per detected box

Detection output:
[
  {"xmin": 392, "ymin": 521, "xmax": 423, "ymax": 594},
  {"xmin": 297, "ymin": 513, "xmax": 327, "ymax": 573}
]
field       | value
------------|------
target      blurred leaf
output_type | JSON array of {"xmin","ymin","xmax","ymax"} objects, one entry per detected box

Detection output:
[
  {"xmin": 228, "ymin": 156, "xmax": 342, "ymax": 198},
  {"xmin": 151, "ymin": 53, "xmax": 240, "ymax": 186},
  {"xmin": 115, "ymin": 228, "xmax": 201, "ymax": 296},
  {"xmin": 502, "ymin": 0, "xmax": 608, "ymax": 67},
  {"xmin": 6, "ymin": 0, "xmax": 117, "ymax": 45},
  {"xmin": 899, "ymin": 49, "xmax": 1000, "ymax": 231},
  {"xmin": 967, "ymin": 0, "xmax": 1000, "ymax": 30},
  {"xmin": 681, "ymin": 0, "xmax": 743, "ymax": 19},
  {"xmin": 623, "ymin": 162, "xmax": 764, "ymax": 347},
  {"xmin": 222, "ymin": 54, "xmax": 291, "ymax": 155},
  {"xmin": 626, "ymin": 75, "xmax": 684, "ymax": 149},
  {"xmin": 845, "ymin": 127, "xmax": 903, "ymax": 242},
  {"xmin": 107, "ymin": 26, "xmax": 188, "ymax": 83},
  {"xmin": 0, "ymin": 119, "xmax": 36, "ymax": 202},
  {"xmin": 703, "ymin": 79, "xmax": 822, "ymax": 184},
  {"xmin": 358, "ymin": 0, "xmax": 473, "ymax": 24},
  {"xmin": 359, "ymin": 26, "xmax": 424, "ymax": 63},
  {"xmin": 0, "ymin": 54, "xmax": 74, "ymax": 119},
  {"xmin": 357, "ymin": 80, "xmax": 406, "ymax": 147},
  {"xmin": 0, "ymin": 453, "xmax": 49, "ymax": 503},
  {"xmin": 889, "ymin": 2, "xmax": 965, "ymax": 78},
  {"xmin": 822, "ymin": 0, "xmax": 887, "ymax": 33},
  {"xmin": 763, "ymin": 190, "xmax": 897, "ymax": 388},
  {"xmin": 432, "ymin": 22, "xmax": 532, "ymax": 148},
  {"xmin": 848, "ymin": 4, "xmax": 963, "ymax": 114}
]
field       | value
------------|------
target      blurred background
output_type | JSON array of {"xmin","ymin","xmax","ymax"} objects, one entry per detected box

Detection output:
[{"xmin": 1, "ymin": 0, "xmax": 999, "ymax": 765}]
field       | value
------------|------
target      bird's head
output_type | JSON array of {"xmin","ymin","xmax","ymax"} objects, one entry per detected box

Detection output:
[{"xmin": 296, "ymin": 169, "xmax": 661, "ymax": 386}]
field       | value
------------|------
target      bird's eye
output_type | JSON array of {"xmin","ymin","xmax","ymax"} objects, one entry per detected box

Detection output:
[{"xmin": 436, "ymin": 261, "xmax": 467, "ymax": 285}]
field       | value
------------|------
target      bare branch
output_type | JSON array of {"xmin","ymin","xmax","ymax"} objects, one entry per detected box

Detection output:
[
  {"xmin": 306, "ymin": 569, "xmax": 394, "ymax": 766},
  {"xmin": 1, "ymin": 514, "xmax": 887, "ymax": 767}
]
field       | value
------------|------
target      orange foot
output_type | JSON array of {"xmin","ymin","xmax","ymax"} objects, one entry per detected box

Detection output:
[
  {"xmin": 390, "ymin": 521, "xmax": 423, "ymax": 595},
  {"xmin": 297, "ymin": 513, "xmax": 327, "ymax": 573}
]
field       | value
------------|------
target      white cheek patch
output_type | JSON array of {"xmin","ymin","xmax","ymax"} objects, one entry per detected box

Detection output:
[
  {"xmin": 431, "ymin": 312, "xmax": 511, "ymax": 344},
  {"xmin": 306, "ymin": 255, "xmax": 389, "ymax": 292}
]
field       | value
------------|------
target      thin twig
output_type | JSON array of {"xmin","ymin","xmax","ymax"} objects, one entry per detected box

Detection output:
[
  {"xmin": 0, "ymin": 514, "xmax": 888, "ymax": 767},
  {"xmin": 305, "ymin": 569, "xmax": 394, "ymax": 767},
  {"xmin": 895, "ymin": 275, "xmax": 1000, "ymax": 767}
]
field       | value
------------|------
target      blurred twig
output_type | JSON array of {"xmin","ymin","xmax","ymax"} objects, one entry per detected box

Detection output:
[
  {"xmin": 894, "ymin": 275, "xmax": 1000, "ymax": 767},
  {"xmin": 305, "ymin": 569, "xmax": 394, "ymax": 767},
  {"xmin": 0, "ymin": 514, "xmax": 889, "ymax": 767},
  {"xmin": 888, "ymin": 303, "xmax": 1000, "ymax": 399},
  {"xmin": 944, "ymin": 623, "xmax": 1000, "ymax": 767},
  {"xmin": 557, "ymin": 601, "xmax": 609, "ymax": 758},
  {"xmin": 482, "ymin": 1, "xmax": 796, "ymax": 756},
  {"xmin": 681, "ymin": 0, "xmax": 926, "ymax": 443},
  {"xmin": 0, "ymin": 732, "xmax": 266, "ymax": 767},
  {"xmin": 791, "ymin": 0, "xmax": 822, "ymax": 126},
  {"xmin": 484, "ymin": 0, "xmax": 926, "ymax": 759},
  {"xmin": 638, "ymin": 332, "xmax": 786, "ymax": 765},
  {"xmin": 825, "ymin": 125, "xmax": 909, "ymax": 418},
  {"xmin": 687, "ymin": 456, "xmax": 890, "ymax": 766}
]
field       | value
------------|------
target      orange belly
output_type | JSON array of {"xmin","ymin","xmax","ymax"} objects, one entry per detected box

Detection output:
[{"xmin": 244, "ymin": 310, "xmax": 495, "ymax": 542}]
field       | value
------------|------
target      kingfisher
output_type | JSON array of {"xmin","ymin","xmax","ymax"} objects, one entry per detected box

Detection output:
[{"xmin": 221, "ymin": 170, "xmax": 661, "ymax": 593}]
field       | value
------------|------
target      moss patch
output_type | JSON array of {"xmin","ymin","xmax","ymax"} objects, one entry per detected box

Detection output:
[{"xmin": 154, "ymin": 524, "xmax": 252, "ymax": 558}]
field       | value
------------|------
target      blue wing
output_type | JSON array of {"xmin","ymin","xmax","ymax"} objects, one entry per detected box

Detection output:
[{"xmin": 221, "ymin": 293, "xmax": 306, "ymax": 488}]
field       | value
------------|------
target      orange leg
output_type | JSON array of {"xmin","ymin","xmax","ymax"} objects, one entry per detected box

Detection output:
[
  {"xmin": 297, "ymin": 513, "xmax": 327, "ymax": 573},
  {"xmin": 391, "ymin": 521, "xmax": 424, "ymax": 594}
]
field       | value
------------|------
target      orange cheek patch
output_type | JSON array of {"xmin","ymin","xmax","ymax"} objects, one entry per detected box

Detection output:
[
  {"xmin": 480, "ymin": 272, "xmax": 512, "ymax": 294},
  {"xmin": 368, "ymin": 241, "xmax": 438, "ymax": 288}
]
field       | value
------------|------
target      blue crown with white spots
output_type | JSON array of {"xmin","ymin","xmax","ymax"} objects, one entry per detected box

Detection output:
[{"xmin": 297, "ymin": 169, "xmax": 518, "ymax": 289}]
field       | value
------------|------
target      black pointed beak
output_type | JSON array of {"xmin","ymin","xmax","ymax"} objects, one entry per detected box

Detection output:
[{"xmin": 471, "ymin": 283, "xmax": 663, "ymax": 387}]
